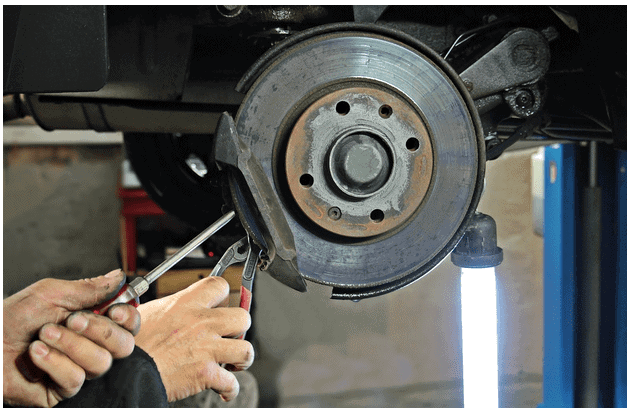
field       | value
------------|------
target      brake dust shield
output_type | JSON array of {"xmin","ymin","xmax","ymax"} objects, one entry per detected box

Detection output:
[{"xmin": 227, "ymin": 26, "xmax": 484, "ymax": 299}]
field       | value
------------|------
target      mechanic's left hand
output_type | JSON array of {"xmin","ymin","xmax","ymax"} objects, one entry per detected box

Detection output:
[{"xmin": 3, "ymin": 270, "xmax": 141, "ymax": 407}]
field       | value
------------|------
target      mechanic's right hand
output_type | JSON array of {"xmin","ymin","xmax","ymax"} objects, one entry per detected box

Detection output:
[
  {"xmin": 3, "ymin": 270, "xmax": 141, "ymax": 407},
  {"xmin": 134, "ymin": 276, "xmax": 253, "ymax": 402}
]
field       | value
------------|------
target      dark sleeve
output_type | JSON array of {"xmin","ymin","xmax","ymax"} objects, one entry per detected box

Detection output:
[{"xmin": 55, "ymin": 346, "xmax": 169, "ymax": 408}]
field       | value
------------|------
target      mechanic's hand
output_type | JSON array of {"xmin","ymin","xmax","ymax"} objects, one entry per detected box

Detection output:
[
  {"xmin": 135, "ymin": 276, "xmax": 253, "ymax": 402},
  {"xmin": 3, "ymin": 270, "xmax": 141, "ymax": 407}
]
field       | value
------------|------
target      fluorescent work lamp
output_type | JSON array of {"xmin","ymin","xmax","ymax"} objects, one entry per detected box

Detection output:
[{"xmin": 451, "ymin": 212, "xmax": 503, "ymax": 408}]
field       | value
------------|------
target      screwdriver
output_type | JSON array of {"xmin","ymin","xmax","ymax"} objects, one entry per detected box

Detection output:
[{"xmin": 90, "ymin": 210, "xmax": 236, "ymax": 315}]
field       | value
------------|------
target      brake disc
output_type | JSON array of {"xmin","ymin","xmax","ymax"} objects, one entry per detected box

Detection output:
[{"xmin": 224, "ymin": 24, "xmax": 484, "ymax": 299}]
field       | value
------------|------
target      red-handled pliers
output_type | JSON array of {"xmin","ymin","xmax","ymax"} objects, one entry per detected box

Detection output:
[{"xmin": 210, "ymin": 235, "xmax": 261, "ymax": 317}]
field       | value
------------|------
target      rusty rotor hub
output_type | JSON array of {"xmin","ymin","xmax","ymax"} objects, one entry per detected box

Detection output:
[{"xmin": 285, "ymin": 86, "xmax": 433, "ymax": 237}]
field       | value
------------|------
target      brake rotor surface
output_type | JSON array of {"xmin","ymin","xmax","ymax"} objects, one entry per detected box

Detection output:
[{"xmin": 233, "ymin": 28, "xmax": 483, "ymax": 295}]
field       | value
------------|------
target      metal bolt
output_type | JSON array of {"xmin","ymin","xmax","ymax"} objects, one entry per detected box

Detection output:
[
  {"xmin": 515, "ymin": 90, "xmax": 534, "ymax": 108},
  {"xmin": 328, "ymin": 207, "xmax": 342, "ymax": 220}
]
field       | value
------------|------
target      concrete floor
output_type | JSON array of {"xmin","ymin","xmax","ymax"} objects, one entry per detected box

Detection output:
[{"xmin": 3, "ymin": 144, "xmax": 544, "ymax": 407}]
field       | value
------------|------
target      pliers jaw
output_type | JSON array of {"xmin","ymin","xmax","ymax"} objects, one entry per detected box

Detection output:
[
  {"xmin": 210, "ymin": 236, "xmax": 249, "ymax": 277},
  {"xmin": 210, "ymin": 235, "xmax": 261, "ymax": 319},
  {"xmin": 241, "ymin": 237, "xmax": 261, "ymax": 292}
]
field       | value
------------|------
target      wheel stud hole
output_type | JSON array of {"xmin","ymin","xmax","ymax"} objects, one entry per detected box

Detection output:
[
  {"xmin": 328, "ymin": 207, "xmax": 342, "ymax": 220},
  {"xmin": 336, "ymin": 101, "xmax": 350, "ymax": 116},
  {"xmin": 379, "ymin": 105, "xmax": 392, "ymax": 119},
  {"xmin": 299, "ymin": 174, "xmax": 314, "ymax": 188},
  {"xmin": 370, "ymin": 209, "xmax": 384, "ymax": 223},
  {"xmin": 406, "ymin": 137, "xmax": 420, "ymax": 152}
]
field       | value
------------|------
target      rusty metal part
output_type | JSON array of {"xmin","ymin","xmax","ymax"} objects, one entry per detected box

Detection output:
[
  {"xmin": 226, "ymin": 23, "xmax": 484, "ymax": 299},
  {"xmin": 285, "ymin": 86, "xmax": 433, "ymax": 238}
]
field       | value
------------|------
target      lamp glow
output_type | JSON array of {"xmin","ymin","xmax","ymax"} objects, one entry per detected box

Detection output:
[{"xmin": 460, "ymin": 267, "xmax": 499, "ymax": 408}]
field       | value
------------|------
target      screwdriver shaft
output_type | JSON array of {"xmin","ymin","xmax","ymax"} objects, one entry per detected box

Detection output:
[{"xmin": 143, "ymin": 210, "xmax": 236, "ymax": 285}]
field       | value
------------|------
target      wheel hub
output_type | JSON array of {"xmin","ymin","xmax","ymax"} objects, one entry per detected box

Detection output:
[{"xmin": 285, "ymin": 86, "xmax": 433, "ymax": 237}]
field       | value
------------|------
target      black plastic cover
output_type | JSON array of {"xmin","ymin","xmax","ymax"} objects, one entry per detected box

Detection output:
[
  {"xmin": 451, "ymin": 212, "xmax": 504, "ymax": 268},
  {"xmin": 4, "ymin": 5, "xmax": 108, "ymax": 93}
]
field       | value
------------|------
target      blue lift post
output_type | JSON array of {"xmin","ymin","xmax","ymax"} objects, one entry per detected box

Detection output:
[
  {"xmin": 541, "ymin": 144, "xmax": 577, "ymax": 407},
  {"xmin": 540, "ymin": 144, "xmax": 627, "ymax": 408}
]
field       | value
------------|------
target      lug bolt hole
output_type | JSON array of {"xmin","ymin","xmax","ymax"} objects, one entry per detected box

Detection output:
[
  {"xmin": 379, "ymin": 105, "xmax": 392, "ymax": 119},
  {"xmin": 336, "ymin": 101, "xmax": 350, "ymax": 115},
  {"xmin": 370, "ymin": 209, "xmax": 384, "ymax": 223},
  {"xmin": 299, "ymin": 174, "xmax": 314, "ymax": 188},
  {"xmin": 328, "ymin": 207, "xmax": 342, "ymax": 220},
  {"xmin": 406, "ymin": 137, "xmax": 420, "ymax": 152}
]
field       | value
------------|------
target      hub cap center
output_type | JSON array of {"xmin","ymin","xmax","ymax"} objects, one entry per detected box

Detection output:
[{"xmin": 330, "ymin": 132, "xmax": 391, "ymax": 197}]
